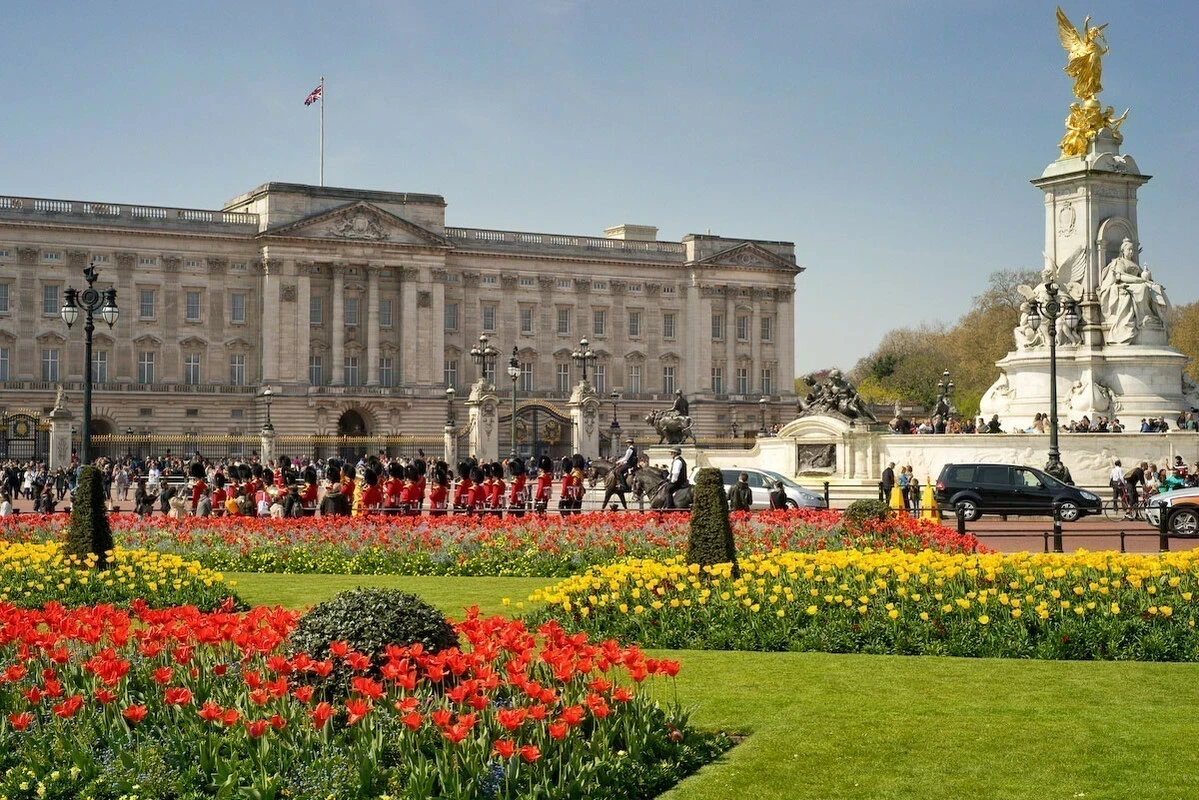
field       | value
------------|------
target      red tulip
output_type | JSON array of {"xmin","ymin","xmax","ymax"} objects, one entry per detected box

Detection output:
[
  {"xmin": 8, "ymin": 711, "xmax": 34, "ymax": 731},
  {"xmin": 164, "ymin": 687, "xmax": 193, "ymax": 707},
  {"xmin": 152, "ymin": 667, "xmax": 173, "ymax": 685},
  {"xmin": 548, "ymin": 721, "xmax": 569, "ymax": 740},
  {"xmin": 345, "ymin": 698, "xmax": 372, "ymax": 726},
  {"xmin": 198, "ymin": 701, "xmax": 223, "ymax": 722},
  {"xmin": 122, "ymin": 704, "xmax": 147, "ymax": 725},
  {"xmin": 245, "ymin": 718, "xmax": 269, "ymax": 738},
  {"xmin": 493, "ymin": 739, "xmax": 516, "ymax": 759},
  {"xmin": 519, "ymin": 744, "xmax": 541, "ymax": 763},
  {"xmin": 311, "ymin": 702, "xmax": 334, "ymax": 730}
]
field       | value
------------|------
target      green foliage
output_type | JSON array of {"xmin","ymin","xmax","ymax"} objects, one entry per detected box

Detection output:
[
  {"xmin": 288, "ymin": 587, "xmax": 459, "ymax": 666},
  {"xmin": 64, "ymin": 465, "xmax": 112, "ymax": 568},
  {"xmin": 1169, "ymin": 301, "xmax": 1199, "ymax": 382},
  {"xmin": 843, "ymin": 499, "xmax": 892, "ymax": 525},
  {"xmin": 687, "ymin": 468, "xmax": 737, "ymax": 574}
]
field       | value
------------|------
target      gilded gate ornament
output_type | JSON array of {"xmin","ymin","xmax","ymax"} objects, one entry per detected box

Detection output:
[{"xmin": 1055, "ymin": 8, "xmax": 1129, "ymax": 158}]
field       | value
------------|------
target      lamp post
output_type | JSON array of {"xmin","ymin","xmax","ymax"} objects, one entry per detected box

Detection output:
[
  {"xmin": 609, "ymin": 390, "xmax": 621, "ymax": 459},
  {"xmin": 571, "ymin": 337, "xmax": 597, "ymax": 385},
  {"xmin": 730, "ymin": 405, "xmax": 739, "ymax": 439},
  {"xmin": 758, "ymin": 396, "xmax": 769, "ymax": 437},
  {"xmin": 261, "ymin": 385, "xmax": 274, "ymax": 432},
  {"xmin": 507, "ymin": 346, "xmax": 520, "ymax": 459},
  {"xmin": 936, "ymin": 370, "xmax": 957, "ymax": 424},
  {"xmin": 60, "ymin": 262, "xmax": 119, "ymax": 466},
  {"xmin": 445, "ymin": 386, "xmax": 456, "ymax": 426},
  {"xmin": 1027, "ymin": 282, "xmax": 1079, "ymax": 481},
  {"xmin": 470, "ymin": 333, "xmax": 499, "ymax": 385}
]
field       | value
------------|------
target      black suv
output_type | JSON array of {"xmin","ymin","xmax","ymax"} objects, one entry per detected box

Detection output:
[{"xmin": 933, "ymin": 463, "xmax": 1102, "ymax": 522}]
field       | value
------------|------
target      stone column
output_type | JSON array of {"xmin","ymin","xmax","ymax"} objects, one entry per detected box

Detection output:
[
  {"xmin": 751, "ymin": 290, "xmax": 763, "ymax": 393},
  {"xmin": 260, "ymin": 258, "xmax": 281, "ymax": 383},
  {"xmin": 777, "ymin": 286, "xmax": 795, "ymax": 394},
  {"xmin": 464, "ymin": 383, "xmax": 498, "ymax": 463},
  {"xmin": 431, "ymin": 270, "xmax": 447, "ymax": 387},
  {"xmin": 443, "ymin": 424, "xmax": 458, "ymax": 468},
  {"xmin": 400, "ymin": 267, "xmax": 420, "ymax": 386},
  {"xmin": 330, "ymin": 264, "xmax": 346, "ymax": 385},
  {"xmin": 49, "ymin": 404, "xmax": 73, "ymax": 472},
  {"xmin": 568, "ymin": 381, "xmax": 601, "ymax": 458},
  {"xmin": 296, "ymin": 262, "xmax": 313, "ymax": 387},
  {"xmin": 725, "ymin": 288, "xmax": 736, "ymax": 388},
  {"xmin": 260, "ymin": 425, "xmax": 277, "ymax": 464},
  {"xmin": 366, "ymin": 265, "xmax": 381, "ymax": 386}
]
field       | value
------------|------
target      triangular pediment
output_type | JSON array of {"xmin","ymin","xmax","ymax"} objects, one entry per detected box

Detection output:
[
  {"xmin": 696, "ymin": 242, "xmax": 802, "ymax": 272},
  {"xmin": 262, "ymin": 201, "xmax": 451, "ymax": 248}
]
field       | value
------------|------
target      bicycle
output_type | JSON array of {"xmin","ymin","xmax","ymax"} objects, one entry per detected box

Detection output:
[{"xmin": 1102, "ymin": 481, "xmax": 1150, "ymax": 522}]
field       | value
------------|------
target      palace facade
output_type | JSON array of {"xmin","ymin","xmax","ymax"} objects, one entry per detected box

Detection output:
[{"xmin": 0, "ymin": 182, "xmax": 800, "ymax": 449}]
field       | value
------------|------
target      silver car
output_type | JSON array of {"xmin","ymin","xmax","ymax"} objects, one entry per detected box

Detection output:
[{"xmin": 695, "ymin": 467, "xmax": 827, "ymax": 510}]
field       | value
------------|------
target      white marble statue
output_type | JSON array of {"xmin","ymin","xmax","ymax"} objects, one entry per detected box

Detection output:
[
  {"xmin": 1099, "ymin": 238, "xmax": 1169, "ymax": 345},
  {"xmin": 1013, "ymin": 258, "xmax": 1083, "ymax": 349},
  {"xmin": 982, "ymin": 373, "xmax": 1015, "ymax": 414}
]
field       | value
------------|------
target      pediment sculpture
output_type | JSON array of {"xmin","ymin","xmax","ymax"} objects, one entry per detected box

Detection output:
[{"xmin": 329, "ymin": 210, "xmax": 390, "ymax": 241}]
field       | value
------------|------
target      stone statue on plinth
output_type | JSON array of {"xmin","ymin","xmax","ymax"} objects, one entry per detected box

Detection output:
[
  {"xmin": 1099, "ymin": 239, "xmax": 1170, "ymax": 345},
  {"xmin": 797, "ymin": 369, "xmax": 877, "ymax": 423},
  {"xmin": 646, "ymin": 390, "xmax": 695, "ymax": 445}
]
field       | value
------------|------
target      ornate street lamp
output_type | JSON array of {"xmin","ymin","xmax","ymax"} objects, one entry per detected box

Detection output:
[
  {"xmin": 1028, "ymin": 283, "xmax": 1080, "ymax": 480},
  {"xmin": 609, "ymin": 390, "xmax": 621, "ymax": 459},
  {"xmin": 571, "ymin": 337, "xmax": 597, "ymax": 384},
  {"xmin": 507, "ymin": 347, "xmax": 520, "ymax": 459},
  {"xmin": 61, "ymin": 262, "xmax": 118, "ymax": 466},
  {"xmin": 758, "ymin": 396, "xmax": 769, "ymax": 437},
  {"xmin": 261, "ymin": 385, "xmax": 274, "ymax": 432},
  {"xmin": 470, "ymin": 333, "xmax": 500, "ymax": 385},
  {"xmin": 445, "ymin": 385, "xmax": 456, "ymax": 426}
]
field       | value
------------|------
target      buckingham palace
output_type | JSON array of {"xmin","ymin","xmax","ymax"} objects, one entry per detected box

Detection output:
[{"xmin": 0, "ymin": 181, "xmax": 800, "ymax": 456}]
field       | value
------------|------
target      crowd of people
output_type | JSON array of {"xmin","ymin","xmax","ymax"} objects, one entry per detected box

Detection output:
[
  {"xmin": 1108, "ymin": 456, "xmax": 1199, "ymax": 514},
  {"xmin": 889, "ymin": 410, "xmax": 1199, "ymax": 436}
]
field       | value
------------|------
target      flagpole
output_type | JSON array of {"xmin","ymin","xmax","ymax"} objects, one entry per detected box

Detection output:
[{"xmin": 319, "ymin": 76, "xmax": 325, "ymax": 187}]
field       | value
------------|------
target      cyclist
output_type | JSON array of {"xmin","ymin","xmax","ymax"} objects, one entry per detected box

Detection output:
[{"xmin": 1124, "ymin": 461, "xmax": 1148, "ymax": 519}]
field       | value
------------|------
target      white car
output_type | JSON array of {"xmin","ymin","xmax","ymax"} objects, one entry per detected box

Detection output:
[{"xmin": 690, "ymin": 467, "xmax": 827, "ymax": 510}]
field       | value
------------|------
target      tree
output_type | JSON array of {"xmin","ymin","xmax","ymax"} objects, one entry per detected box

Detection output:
[
  {"xmin": 687, "ymin": 468, "xmax": 738, "ymax": 577},
  {"xmin": 1169, "ymin": 302, "xmax": 1199, "ymax": 383},
  {"xmin": 65, "ymin": 465, "xmax": 113, "ymax": 570}
]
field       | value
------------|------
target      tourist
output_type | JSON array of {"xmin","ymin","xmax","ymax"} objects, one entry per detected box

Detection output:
[
  {"xmin": 195, "ymin": 490, "xmax": 212, "ymax": 518},
  {"xmin": 133, "ymin": 479, "xmax": 155, "ymax": 517},
  {"xmin": 909, "ymin": 472, "xmax": 921, "ymax": 515},
  {"xmin": 1108, "ymin": 460, "xmax": 1125, "ymax": 507},
  {"xmin": 319, "ymin": 465, "xmax": 351, "ymax": 517},
  {"xmin": 1124, "ymin": 462, "xmax": 1148, "ymax": 516},
  {"xmin": 987, "ymin": 415, "xmax": 1003, "ymax": 434},
  {"xmin": 768, "ymin": 480, "xmax": 787, "ymax": 510},
  {"xmin": 728, "ymin": 472, "xmax": 752, "ymax": 513},
  {"xmin": 880, "ymin": 462, "xmax": 896, "ymax": 503},
  {"xmin": 898, "ymin": 466, "xmax": 911, "ymax": 513},
  {"xmin": 0, "ymin": 493, "xmax": 10, "ymax": 518}
]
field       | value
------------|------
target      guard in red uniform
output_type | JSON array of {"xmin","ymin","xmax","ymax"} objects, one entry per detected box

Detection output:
[
  {"xmin": 468, "ymin": 465, "xmax": 488, "ymax": 514},
  {"xmin": 453, "ymin": 461, "xmax": 473, "ymax": 514},
  {"xmin": 558, "ymin": 456, "xmax": 574, "ymax": 516},
  {"xmin": 429, "ymin": 468, "xmax": 449, "ymax": 516},
  {"xmin": 507, "ymin": 458, "xmax": 527, "ymax": 518},
  {"xmin": 384, "ymin": 462, "xmax": 404, "ymax": 510},
  {"xmin": 300, "ymin": 467, "xmax": 319, "ymax": 509},
  {"xmin": 488, "ymin": 461, "xmax": 506, "ymax": 517},
  {"xmin": 413, "ymin": 459, "xmax": 428, "ymax": 513},
  {"xmin": 360, "ymin": 468, "xmax": 383, "ymax": 514},
  {"xmin": 534, "ymin": 456, "xmax": 554, "ymax": 514}
]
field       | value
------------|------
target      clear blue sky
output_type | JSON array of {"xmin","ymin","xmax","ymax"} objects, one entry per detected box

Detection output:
[{"xmin": 7, "ymin": 1, "xmax": 1198, "ymax": 375}]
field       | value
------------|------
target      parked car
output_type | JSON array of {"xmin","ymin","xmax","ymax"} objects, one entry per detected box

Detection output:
[
  {"xmin": 933, "ymin": 463, "xmax": 1101, "ymax": 522},
  {"xmin": 1145, "ymin": 487, "xmax": 1199, "ymax": 535},
  {"xmin": 690, "ymin": 467, "xmax": 827, "ymax": 510}
]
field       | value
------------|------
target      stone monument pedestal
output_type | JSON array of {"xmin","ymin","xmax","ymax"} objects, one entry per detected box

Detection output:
[
  {"xmin": 49, "ymin": 405, "xmax": 73, "ymax": 472},
  {"xmin": 567, "ymin": 381, "xmax": 601, "ymax": 459},
  {"xmin": 443, "ymin": 424, "xmax": 458, "ymax": 468},
  {"xmin": 465, "ymin": 382, "xmax": 498, "ymax": 463}
]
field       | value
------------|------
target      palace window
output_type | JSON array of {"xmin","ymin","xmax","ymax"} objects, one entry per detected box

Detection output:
[
  {"xmin": 557, "ymin": 308, "xmax": 570, "ymax": 335},
  {"xmin": 592, "ymin": 310, "xmax": 606, "ymax": 337},
  {"xmin": 628, "ymin": 311, "xmax": 642, "ymax": 338},
  {"xmin": 737, "ymin": 315, "xmax": 750, "ymax": 342},
  {"xmin": 594, "ymin": 365, "xmax": 606, "ymax": 394},
  {"xmin": 187, "ymin": 259, "xmax": 202, "ymax": 268},
  {"xmin": 137, "ymin": 352, "xmax": 155, "ymax": 385},
  {"xmin": 0, "ymin": 284, "xmax": 8, "ymax": 313},
  {"xmin": 483, "ymin": 361, "xmax": 496, "ymax": 386},
  {"xmin": 43, "ymin": 285, "xmax": 59, "ymax": 316},
  {"xmin": 521, "ymin": 307, "xmax": 534, "ymax": 335},
  {"xmin": 444, "ymin": 359, "xmax": 458, "ymax": 389},
  {"xmin": 761, "ymin": 316, "xmax": 774, "ymax": 342},
  {"xmin": 711, "ymin": 367, "xmax": 724, "ymax": 395},
  {"xmin": 41, "ymin": 349, "xmax": 59, "ymax": 382},
  {"xmin": 663, "ymin": 312, "xmax": 675, "ymax": 339},
  {"xmin": 711, "ymin": 314, "xmax": 724, "ymax": 341},
  {"xmin": 592, "ymin": 281, "xmax": 607, "ymax": 291},
  {"xmin": 139, "ymin": 290, "xmax": 156, "ymax": 319},
  {"xmin": 138, "ymin": 257, "xmax": 155, "ymax": 266},
  {"xmin": 185, "ymin": 291, "xmax": 202, "ymax": 322},
  {"xmin": 482, "ymin": 304, "xmax": 496, "ymax": 332},
  {"xmin": 310, "ymin": 296, "xmax": 323, "ymax": 325},
  {"xmin": 92, "ymin": 351, "xmax": 108, "ymax": 384},
  {"xmin": 662, "ymin": 285, "xmax": 676, "ymax": 295},
  {"xmin": 556, "ymin": 364, "xmax": 570, "ymax": 393},
  {"xmin": 482, "ymin": 275, "xmax": 498, "ymax": 286},
  {"xmin": 43, "ymin": 252, "xmax": 61, "ymax": 262},
  {"xmin": 736, "ymin": 367, "xmax": 749, "ymax": 395},
  {"xmin": 344, "ymin": 297, "xmax": 359, "ymax": 326},
  {"xmin": 520, "ymin": 277, "xmax": 536, "ymax": 287},
  {"xmin": 343, "ymin": 357, "xmax": 360, "ymax": 387},
  {"xmin": 662, "ymin": 366, "xmax": 675, "ymax": 395},
  {"xmin": 0, "ymin": 348, "xmax": 8, "ymax": 381},
  {"xmin": 380, "ymin": 358, "xmax": 394, "ymax": 387},
  {"xmin": 519, "ymin": 362, "xmax": 534, "ymax": 392},
  {"xmin": 556, "ymin": 279, "xmax": 571, "ymax": 289},
  {"xmin": 230, "ymin": 293, "xmax": 246, "ymax": 324},
  {"xmin": 380, "ymin": 299, "xmax": 393, "ymax": 327},
  {"xmin": 229, "ymin": 355, "xmax": 246, "ymax": 386},
  {"xmin": 761, "ymin": 368, "xmax": 773, "ymax": 395},
  {"xmin": 184, "ymin": 354, "xmax": 201, "ymax": 385},
  {"xmin": 445, "ymin": 303, "xmax": 459, "ymax": 331},
  {"xmin": 308, "ymin": 355, "xmax": 323, "ymax": 386},
  {"xmin": 628, "ymin": 364, "xmax": 642, "ymax": 394}
]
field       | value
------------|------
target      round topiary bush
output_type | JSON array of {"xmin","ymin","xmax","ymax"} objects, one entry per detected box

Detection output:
[
  {"xmin": 687, "ymin": 467, "xmax": 738, "ymax": 576},
  {"xmin": 843, "ymin": 498, "xmax": 892, "ymax": 526},
  {"xmin": 65, "ymin": 465, "xmax": 113, "ymax": 569},
  {"xmin": 288, "ymin": 588, "xmax": 459, "ymax": 667}
]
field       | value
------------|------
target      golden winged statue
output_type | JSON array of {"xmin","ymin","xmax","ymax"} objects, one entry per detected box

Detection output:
[{"xmin": 1056, "ymin": 7, "xmax": 1108, "ymax": 101}]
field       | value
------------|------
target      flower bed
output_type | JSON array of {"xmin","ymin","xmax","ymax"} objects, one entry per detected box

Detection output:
[
  {"xmin": 526, "ymin": 549, "xmax": 1199, "ymax": 660},
  {"xmin": 0, "ymin": 602, "xmax": 724, "ymax": 799},
  {"xmin": 0, "ymin": 541, "xmax": 239, "ymax": 611},
  {"xmin": 2, "ymin": 511, "xmax": 982, "ymax": 577}
]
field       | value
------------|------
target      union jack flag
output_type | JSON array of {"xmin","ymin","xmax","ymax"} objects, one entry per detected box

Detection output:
[{"xmin": 303, "ymin": 84, "xmax": 322, "ymax": 106}]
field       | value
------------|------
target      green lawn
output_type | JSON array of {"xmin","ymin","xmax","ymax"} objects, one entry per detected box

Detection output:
[{"xmin": 232, "ymin": 572, "xmax": 1199, "ymax": 799}]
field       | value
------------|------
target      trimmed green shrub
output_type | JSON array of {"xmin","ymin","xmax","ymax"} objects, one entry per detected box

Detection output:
[
  {"xmin": 843, "ymin": 498, "xmax": 891, "ymax": 526},
  {"xmin": 65, "ymin": 465, "xmax": 113, "ymax": 569},
  {"xmin": 687, "ymin": 468, "xmax": 738, "ymax": 575},
  {"xmin": 288, "ymin": 587, "xmax": 459, "ymax": 667}
]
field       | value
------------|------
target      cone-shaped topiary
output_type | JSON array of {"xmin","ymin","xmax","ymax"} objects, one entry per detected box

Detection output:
[
  {"xmin": 65, "ymin": 465, "xmax": 113, "ymax": 569},
  {"xmin": 687, "ymin": 467, "xmax": 738, "ymax": 576}
]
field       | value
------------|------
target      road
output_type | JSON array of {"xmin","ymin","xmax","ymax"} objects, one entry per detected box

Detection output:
[{"xmin": 946, "ymin": 515, "xmax": 1195, "ymax": 553}]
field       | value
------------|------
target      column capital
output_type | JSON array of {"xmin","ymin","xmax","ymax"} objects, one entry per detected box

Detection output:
[
  {"xmin": 206, "ymin": 257, "xmax": 228, "ymax": 274},
  {"xmin": 401, "ymin": 266, "xmax": 421, "ymax": 280},
  {"xmin": 258, "ymin": 257, "xmax": 282, "ymax": 274}
]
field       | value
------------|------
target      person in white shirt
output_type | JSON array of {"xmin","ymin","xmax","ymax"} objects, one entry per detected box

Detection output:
[
  {"xmin": 664, "ymin": 448, "xmax": 688, "ymax": 509},
  {"xmin": 0, "ymin": 493, "xmax": 11, "ymax": 517},
  {"xmin": 1108, "ymin": 459, "xmax": 1125, "ymax": 509}
]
